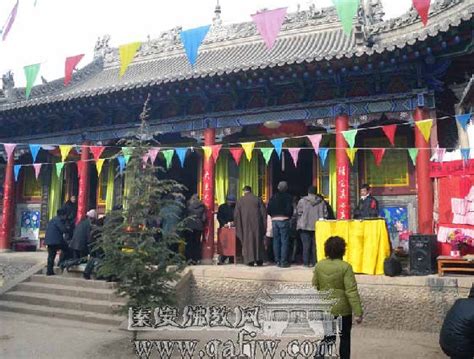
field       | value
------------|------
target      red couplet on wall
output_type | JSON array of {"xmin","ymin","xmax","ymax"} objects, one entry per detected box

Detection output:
[
  {"xmin": 201, "ymin": 128, "xmax": 216, "ymax": 262},
  {"xmin": 336, "ymin": 114, "xmax": 350, "ymax": 219}
]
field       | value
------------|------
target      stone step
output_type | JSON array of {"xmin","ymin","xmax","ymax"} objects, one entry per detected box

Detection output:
[
  {"xmin": 12, "ymin": 282, "xmax": 126, "ymax": 302},
  {"xmin": 0, "ymin": 300, "xmax": 124, "ymax": 326},
  {"xmin": 1, "ymin": 291, "xmax": 124, "ymax": 315},
  {"xmin": 29, "ymin": 274, "xmax": 116, "ymax": 289}
]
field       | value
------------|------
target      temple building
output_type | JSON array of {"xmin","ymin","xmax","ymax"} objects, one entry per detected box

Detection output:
[{"xmin": 0, "ymin": 0, "xmax": 472, "ymax": 258}]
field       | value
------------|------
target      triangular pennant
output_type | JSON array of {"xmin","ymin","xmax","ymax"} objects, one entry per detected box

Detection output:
[
  {"xmin": 408, "ymin": 148, "xmax": 419, "ymax": 166},
  {"xmin": 96, "ymin": 159, "xmax": 105, "ymax": 176},
  {"xmin": 332, "ymin": 0, "xmax": 360, "ymax": 35},
  {"xmin": 241, "ymin": 142, "xmax": 255, "ymax": 161},
  {"xmin": 33, "ymin": 163, "xmax": 42, "ymax": 180},
  {"xmin": 260, "ymin": 148, "xmax": 274, "ymax": 165},
  {"xmin": 55, "ymin": 162, "xmax": 65, "ymax": 178},
  {"xmin": 29, "ymin": 144, "xmax": 41, "ymax": 162},
  {"xmin": 119, "ymin": 42, "xmax": 142, "ymax": 77},
  {"xmin": 122, "ymin": 147, "xmax": 133, "ymax": 164},
  {"xmin": 180, "ymin": 25, "xmax": 210, "ymax": 66},
  {"xmin": 2, "ymin": 0, "xmax": 19, "ymax": 41},
  {"xmin": 13, "ymin": 165, "xmax": 21, "ymax": 182},
  {"xmin": 251, "ymin": 8, "xmax": 287, "ymax": 50},
  {"xmin": 142, "ymin": 152, "xmax": 150, "ymax": 165},
  {"xmin": 211, "ymin": 144, "xmax": 222, "ymax": 163},
  {"xmin": 342, "ymin": 129, "xmax": 358, "ymax": 148},
  {"xmin": 288, "ymin": 148, "xmax": 301, "ymax": 167},
  {"xmin": 117, "ymin": 156, "xmax": 126, "ymax": 175},
  {"xmin": 59, "ymin": 145, "xmax": 73, "ymax": 162},
  {"xmin": 382, "ymin": 125, "xmax": 397, "ymax": 146},
  {"xmin": 307, "ymin": 134, "xmax": 322, "ymax": 154},
  {"xmin": 202, "ymin": 146, "xmax": 212, "ymax": 161},
  {"xmin": 461, "ymin": 148, "xmax": 470, "ymax": 164},
  {"xmin": 148, "ymin": 148, "xmax": 160, "ymax": 164},
  {"xmin": 64, "ymin": 54, "xmax": 84, "ymax": 86},
  {"xmin": 229, "ymin": 148, "xmax": 244, "ymax": 165},
  {"xmin": 319, "ymin": 148, "xmax": 329, "ymax": 167},
  {"xmin": 162, "ymin": 150, "xmax": 175, "ymax": 169},
  {"xmin": 371, "ymin": 148, "xmax": 386, "ymax": 167},
  {"xmin": 346, "ymin": 148, "xmax": 358, "ymax": 165},
  {"xmin": 90, "ymin": 146, "xmax": 105, "ymax": 161},
  {"xmin": 456, "ymin": 114, "xmax": 471, "ymax": 131},
  {"xmin": 436, "ymin": 147, "xmax": 446, "ymax": 163},
  {"xmin": 413, "ymin": 0, "xmax": 431, "ymax": 26},
  {"xmin": 3, "ymin": 143, "xmax": 16, "ymax": 160},
  {"xmin": 270, "ymin": 138, "xmax": 285, "ymax": 159},
  {"xmin": 415, "ymin": 119, "xmax": 433, "ymax": 143},
  {"xmin": 24, "ymin": 63, "xmax": 41, "ymax": 100},
  {"xmin": 175, "ymin": 148, "xmax": 188, "ymax": 167}
]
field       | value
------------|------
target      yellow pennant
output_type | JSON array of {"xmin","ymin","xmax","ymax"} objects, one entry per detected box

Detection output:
[
  {"xmin": 415, "ymin": 119, "xmax": 433, "ymax": 143},
  {"xmin": 96, "ymin": 159, "xmax": 105, "ymax": 177},
  {"xmin": 346, "ymin": 148, "xmax": 358, "ymax": 165},
  {"xmin": 241, "ymin": 142, "xmax": 255, "ymax": 161},
  {"xmin": 202, "ymin": 146, "xmax": 212, "ymax": 161},
  {"xmin": 119, "ymin": 42, "xmax": 142, "ymax": 77},
  {"xmin": 59, "ymin": 145, "xmax": 73, "ymax": 162}
]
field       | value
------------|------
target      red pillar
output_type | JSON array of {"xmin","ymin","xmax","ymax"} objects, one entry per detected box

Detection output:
[
  {"xmin": 335, "ymin": 114, "xmax": 351, "ymax": 219},
  {"xmin": 0, "ymin": 154, "xmax": 15, "ymax": 251},
  {"xmin": 414, "ymin": 107, "xmax": 434, "ymax": 234},
  {"xmin": 76, "ymin": 144, "xmax": 90, "ymax": 224},
  {"xmin": 201, "ymin": 128, "xmax": 215, "ymax": 263}
]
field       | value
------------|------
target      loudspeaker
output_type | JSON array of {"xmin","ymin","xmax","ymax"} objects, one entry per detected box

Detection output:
[{"xmin": 409, "ymin": 235, "xmax": 438, "ymax": 275}]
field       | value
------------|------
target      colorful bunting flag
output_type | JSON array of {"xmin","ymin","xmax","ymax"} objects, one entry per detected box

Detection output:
[
  {"xmin": 251, "ymin": 8, "xmax": 287, "ymax": 50},
  {"xmin": 241, "ymin": 142, "xmax": 255, "ymax": 161},
  {"xmin": 2, "ymin": 0, "xmax": 19, "ymax": 41},
  {"xmin": 96, "ymin": 159, "xmax": 105, "ymax": 176},
  {"xmin": 342, "ymin": 129, "xmax": 358, "ymax": 148},
  {"xmin": 29, "ymin": 144, "xmax": 41, "ymax": 162},
  {"xmin": 319, "ymin": 148, "xmax": 329, "ymax": 167},
  {"xmin": 260, "ymin": 148, "xmax": 274, "ymax": 165},
  {"xmin": 371, "ymin": 148, "xmax": 386, "ymax": 167},
  {"xmin": 202, "ymin": 146, "xmax": 212, "ymax": 161},
  {"xmin": 55, "ymin": 162, "xmax": 65, "ymax": 178},
  {"xmin": 415, "ymin": 119, "xmax": 433, "ymax": 143},
  {"xmin": 307, "ymin": 134, "xmax": 322, "ymax": 154},
  {"xmin": 408, "ymin": 148, "xmax": 419, "ymax": 166},
  {"xmin": 180, "ymin": 25, "xmax": 210, "ymax": 66},
  {"xmin": 461, "ymin": 148, "xmax": 470, "ymax": 164},
  {"xmin": 3, "ymin": 143, "xmax": 16, "ymax": 160},
  {"xmin": 162, "ymin": 150, "xmax": 174, "ymax": 169},
  {"xmin": 59, "ymin": 145, "xmax": 73, "ymax": 162},
  {"xmin": 13, "ymin": 164, "xmax": 21, "ymax": 182},
  {"xmin": 456, "ymin": 114, "xmax": 471, "ymax": 131},
  {"xmin": 117, "ymin": 156, "xmax": 126, "ymax": 175},
  {"xmin": 288, "ymin": 148, "xmax": 300, "ymax": 167},
  {"xmin": 382, "ymin": 125, "xmax": 397, "ymax": 146},
  {"xmin": 122, "ymin": 147, "xmax": 133, "ymax": 164},
  {"xmin": 119, "ymin": 42, "xmax": 142, "ymax": 77},
  {"xmin": 413, "ymin": 0, "xmax": 431, "ymax": 26},
  {"xmin": 24, "ymin": 64, "xmax": 41, "ymax": 99},
  {"xmin": 436, "ymin": 147, "xmax": 446, "ymax": 162},
  {"xmin": 270, "ymin": 138, "xmax": 285, "ymax": 158},
  {"xmin": 346, "ymin": 148, "xmax": 358, "ymax": 165},
  {"xmin": 175, "ymin": 148, "xmax": 188, "ymax": 167},
  {"xmin": 229, "ymin": 148, "xmax": 244, "ymax": 165},
  {"xmin": 148, "ymin": 147, "xmax": 160, "ymax": 164},
  {"xmin": 64, "ymin": 54, "xmax": 84, "ymax": 86},
  {"xmin": 142, "ymin": 152, "xmax": 150, "ymax": 165},
  {"xmin": 90, "ymin": 146, "xmax": 105, "ymax": 161},
  {"xmin": 33, "ymin": 163, "xmax": 42, "ymax": 179},
  {"xmin": 333, "ymin": 0, "xmax": 360, "ymax": 35},
  {"xmin": 211, "ymin": 144, "xmax": 222, "ymax": 163}
]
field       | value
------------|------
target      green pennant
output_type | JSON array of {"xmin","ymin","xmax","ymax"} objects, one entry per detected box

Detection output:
[
  {"xmin": 122, "ymin": 147, "xmax": 133, "ymax": 164},
  {"xmin": 342, "ymin": 129, "xmax": 358, "ymax": 148},
  {"xmin": 24, "ymin": 63, "xmax": 41, "ymax": 99},
  {"xmin": 163, "ymin": 150, "xmax": 175, "ymax": 169},
  {"xmin": 55, "ymin": 162, "xmax": 65, "ymax": 178},
  {"xmin": 408, "ymin": 148, "xmax": 419, "ymax": 166},
  {"xmin": 260, "ymin": 148, "xmax": 274, "ymax": 165},
  {"xmin": 332, "ymin": 0, "xmax": 360, "ymax": 35}
]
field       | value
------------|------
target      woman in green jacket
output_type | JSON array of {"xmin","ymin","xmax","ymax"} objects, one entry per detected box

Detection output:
[{"xmin": 312, "ymin": 236, "xmax": 363, "ymax": 359}]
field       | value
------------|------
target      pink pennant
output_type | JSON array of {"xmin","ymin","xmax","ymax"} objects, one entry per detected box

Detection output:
[
  {"xmin": 33, "ymin": 163, "xmax": 42, "ymax": 179},
  {"xmin": 436, "ymin": 147, "xmax": 446, "ymax": 162},
  {"xmin": 64, "ymin": 54, "xmax": 84, "ymax": 86},
  {"xmin": 413, "ymin": 0, "xmax": 431, "ymax": 26},
  {"xmin": 148, "ymin": 147, "xmax": 160, "ymax": 164},
  {"xmin": 90, "ymin": 146, "xmax": 105, "ymax": 161},
  {"xmin": 229, "ymin": 148, "xmax": 244, "ymax": 165},
  {"xmin": 251, "ymin": 7, "xmax": 287, "ymax": 50},
  {"xmin": 211, "ymin": 144, "xmax": 222, "ymax": 162},
  {"xmin": 307, "ymin": 134, "xmax": 322, "ymax": 154},
  {"xmin": 288, "ymin": 148, "xmax": 300, "ymax": 167},
  {"xmin": 3, "ymin": 143, "xmax": 16, "ymax": 160},
  {"xmin": 142, "ymin": 152, "xmax": 150, "ymax": 165},
  {"xmin": 382, "ymin": 125, "xmax": 397, "ymax": 146},
  {"xmin": 2, "ymin": 1, "xmax": 19, "ymax": 41},
  {"xmin": 371, "ymin": 148, "xmax": 386, "ymax": 167}
]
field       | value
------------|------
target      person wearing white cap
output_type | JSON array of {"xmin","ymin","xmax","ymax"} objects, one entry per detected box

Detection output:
[{"xmin": 68, "ymin": 209, "xmax": 97, "ymax": 262}]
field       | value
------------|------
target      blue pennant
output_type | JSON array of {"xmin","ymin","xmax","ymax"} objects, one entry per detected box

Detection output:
[
  {"xmin": 319, "ymin": 148, "xmax": 329, "ymax": 167},
  {"xmin": 456, "ymin": 113, "xmax": 472, "ymax": 131},
  {"xmin": 175, "ymin": 148, "xmax": 188, "ymax": 168},
  {"xmin": 180, "ymin": 25, "xmax": 210, "ymax": 66},
  {"xmin": 29, "ymin": 144, "xmax": 41, "ymax": 162},
  {"xmin": 117, "ymin": 156, "xmax": 126, "ymax": 175},
  {"xmin": 14, "ymin": 165, "xmax": 21, "ymax": 182},
  {"xmin": 270, "ymin": 138, "xmax": 285, "ymax": 159},
  {"xmin": 461, "ymin": 148, "xmax": 470, "ymax": 163}
]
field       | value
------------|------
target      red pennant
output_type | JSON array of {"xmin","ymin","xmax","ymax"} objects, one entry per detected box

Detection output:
[
  {"xmin": 371, "ymin": 148, "xmax": 386, "ymax": 167},
  {"xmin": 211, "ymin": 145, "xmax": 222, "ymax": 163},
  {"xmin": 64, "ymin": 54, "xmax": 84, "ymax": 86},
  {"xmin": 229, "ymin": 148, "xmax": 244, "ymax": 165},
  {"xmin": 90, "ymin": 146, "xmax": 105, "ymax": 161},
  {"xmin": 413, "ymin": 0, "xmax": 431, "ymax": 26},
  {"xmin": 382, "ymin": 125, "xmax": 397, "ymax": 146}
]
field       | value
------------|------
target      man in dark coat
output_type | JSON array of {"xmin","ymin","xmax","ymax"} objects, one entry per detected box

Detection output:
[
  {"xmin": 353, "ymin": 184, "xmax": 379, "ymax": 219},
  {"xmin": 217, "ymin": 195, "xmax": 236, "ymax": 264},
  {"xmin": 44, "ymin": 209, "xmax": 68, "ymax": 275},
  {"xmin": 69, "ymin": 209, "xmax": 97, "ymax": 260},
  {"xmin": 439, "ymin": 284, "xmax": 474, "ymax": 359},
  {"xmin": 234, "ymin": 186, "xmax": 266, "ymax": 266},
  {"xmin": 62, "ymin": 195, "xmax": 77, "ymax": 242},
  {"xmin": 184, "ymin": 194, "xmax": 207, "ymax": 265}
]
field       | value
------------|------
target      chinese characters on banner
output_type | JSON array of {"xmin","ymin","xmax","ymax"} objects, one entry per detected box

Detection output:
[{"xmin": 337, "ymin": 165, "xmax": 350, "ymax": 219}]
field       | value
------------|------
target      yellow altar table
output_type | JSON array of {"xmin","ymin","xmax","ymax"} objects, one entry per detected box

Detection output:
[{"xmin": 315, "ymin": 219, "xmax": 391, "ymax": 275}]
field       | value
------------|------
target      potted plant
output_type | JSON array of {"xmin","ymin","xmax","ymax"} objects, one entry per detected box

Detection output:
[{"xmin": 447, "ymin": 230, "xmax": 474, "ymax": 257}]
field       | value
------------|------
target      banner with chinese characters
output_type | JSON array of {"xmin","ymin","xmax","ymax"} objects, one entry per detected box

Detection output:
[
  {"xmin": 430, "ymin": 159, "xmax": 474, "ymax": 178},
  {"xmin": 336, "ymin": 164, "xmax": 350, "ymax": 219}
]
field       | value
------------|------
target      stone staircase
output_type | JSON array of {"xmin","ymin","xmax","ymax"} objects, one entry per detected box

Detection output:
[{"xmin": 0, "ymin": 268, "xmax": 126, "ymax": 326}]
